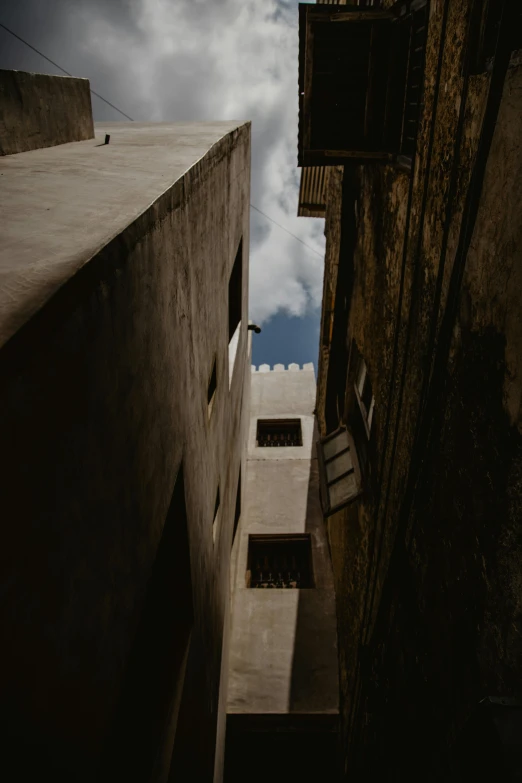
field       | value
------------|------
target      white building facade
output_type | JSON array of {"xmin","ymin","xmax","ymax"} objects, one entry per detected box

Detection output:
[{"xmin": 225, "ymin": 363, "xmax": 340, "ymax": 783}]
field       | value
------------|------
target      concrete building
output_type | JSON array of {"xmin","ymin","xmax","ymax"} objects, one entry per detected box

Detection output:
[
  {"xmin": 298, "ymin": 0, "xmax": 522, "ymax": 780},
  {"xmin": 225, "ymin": 363, "xmax": 339, "ymax": 783},
  {"xmin": 0, "ymin": 69, "xmax": 251, "ymax": 783}
]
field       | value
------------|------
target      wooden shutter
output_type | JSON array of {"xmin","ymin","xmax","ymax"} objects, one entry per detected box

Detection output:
[{"xmin": 317, "ymin": 426, "xmax": 362, "ymax": 516}]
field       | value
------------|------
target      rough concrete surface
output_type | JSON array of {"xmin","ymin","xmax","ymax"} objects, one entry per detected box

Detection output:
[
  {"xmin": 0, "ymin": 120, "xmax": 251, "ymax": 783},
  {"xmin": 0, "ymin": 121, "xmax": 246, "ymax": 348},
  {"xmin": 0, "ymin": 70, "xmax": 94, "ymax": 156}
]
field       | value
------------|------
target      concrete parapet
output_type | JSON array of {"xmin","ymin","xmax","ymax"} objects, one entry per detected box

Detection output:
[{"xmin": 0, "ymin": 69, "xmax": 94, "ymax": 155}]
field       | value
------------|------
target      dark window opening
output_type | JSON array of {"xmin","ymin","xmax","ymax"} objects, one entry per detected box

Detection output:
[
  {"xmin": 311, "ymin": 21, "xmax": 372, "ymax": 151},
  {"xmin": 103, "ymin": 464, "xmax": 193, "ymax": 781},
  {"xmin": 232, "ymin": 469, "xmax": 241, "ymax": 547},
  {"xmin": 229, "ymin": 239, "xmax": 243, "ymax": 342},
  {"xmin": 207, "ymin": 358, "xmax": 217, "ymax": 416},
  {"xmin": 355, "ymin": 356, "xmax": 375, "ymax": 438},
  {"xmin": 247, "ymin": 535, "xmax": 314, "ymax": 589},
  {"xmin": 212, "ymin": 486, "xmax": 220, "ymax": 543},
  {"xmin": 256, "ymin": 419, "xmax": 303, "ymax": 448},
  {"xmin": 469, "ymin": 0, "xmax": 522, "ymax": 74}
]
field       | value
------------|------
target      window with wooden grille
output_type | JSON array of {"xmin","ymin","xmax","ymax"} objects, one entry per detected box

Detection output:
[
  {"xmin": 246, "ymin": 534, "xmax": 314, "ymax": 589},
  {"xmin": 256, "ymin": 419, "xmax": 303, "ymax": 447}
]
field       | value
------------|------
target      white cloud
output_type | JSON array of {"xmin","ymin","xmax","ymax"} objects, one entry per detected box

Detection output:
[
  {"xmin": 1, "ymin": 0, "xmax": 326, "ymax": 324},
  {"xmin": 74, "ymin": 0, "xmax": 326, "ymax": 324}
]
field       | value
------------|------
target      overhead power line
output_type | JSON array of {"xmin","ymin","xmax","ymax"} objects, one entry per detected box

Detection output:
[
  {"xmin": 0, "ymin": 20, "xmax": 325, "ymax": 261},
  {"xmin": 0, "ymin": 21, "xmax": 134, "ymax": 121},
  {"xmin": 250, "ymin": 204, "xmax": 324, "ymax": 258}
]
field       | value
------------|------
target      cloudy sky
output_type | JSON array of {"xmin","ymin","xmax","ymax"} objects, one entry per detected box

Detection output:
[{"xmin": 0, "ymin": 0, "xmax": 325, "ymax": 368}]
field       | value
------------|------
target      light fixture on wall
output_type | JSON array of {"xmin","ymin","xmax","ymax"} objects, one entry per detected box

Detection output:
[{"xmin": 248, "ymin": 324, "xmax": 261, "ymax": 334}]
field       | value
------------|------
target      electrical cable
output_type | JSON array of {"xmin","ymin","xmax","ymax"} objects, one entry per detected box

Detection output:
[
  {"xmin": 0, "ymin": 21, "xmax": 324, "ymax": 260},
  {"xmin": 250, "ymin": 204, "xmax": 324, "ymax": 258},
  {"xmin": 0, "ymin": 21, "xmax": 135, "ymax": 121}
]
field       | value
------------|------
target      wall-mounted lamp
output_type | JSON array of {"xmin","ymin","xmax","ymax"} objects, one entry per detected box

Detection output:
[{"xmin": 248, "ymin": 324, "xmax": 262, "ymax": 334}]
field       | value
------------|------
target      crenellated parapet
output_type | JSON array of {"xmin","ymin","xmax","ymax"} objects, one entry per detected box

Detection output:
[{"xmin": 251, "ymin": 362, "xmax": 315, "ymax": 373}]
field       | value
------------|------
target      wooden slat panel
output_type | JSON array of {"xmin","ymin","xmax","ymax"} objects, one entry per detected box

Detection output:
[
  {"xmin": 298, "ymin": 166, "xmax": 331, "ymax": 218},
  {"xmin": 317, "ymin": 427, "xmax": 362, "ymax": 516}
]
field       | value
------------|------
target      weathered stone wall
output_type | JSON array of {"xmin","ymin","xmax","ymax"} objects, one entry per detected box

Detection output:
[
  {"xmin": 317, "ymin": 1, "xmax": 522, "ymax": 778},
  {"xmin": 316, "ymin": 166, "xmax": 344, "ymax": 435},
  {"xmin": 0, "ymin": 121, "xmax": 251, "ymax": 782},
  {"xmin": 0, "ymin": 70, "xmax": 94, "ymax": 155}
]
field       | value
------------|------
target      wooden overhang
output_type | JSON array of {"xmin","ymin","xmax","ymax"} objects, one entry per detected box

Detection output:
[{"xmin": 298, "ymin": 2, "xmax": 422, "ymax": 167}]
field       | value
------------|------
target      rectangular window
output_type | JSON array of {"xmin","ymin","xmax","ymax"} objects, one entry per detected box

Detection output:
[
  {"xmin": 207, "ymin": 358, "xmax": 217, "ymax": 419},
  {"xmin": 355, "ymin": 357, "xmax": 375, "ymax": 437},
  {"xmin": 256, "ymin": 419, "xmax": 303, "ymax": 448},
  {"xmin": 246, "ymin": 534, "xmax": 314, "ymax": 589},
  {"xmin": 228, "ymin": 240, "xmax": 243, "ymax": 387},
  {"xmin": 228, "ymin": 239, "xmax": 243, "ymax": 342},
  {"xmin": 212, "ymin": 486, "xmax": 220, "ymax": 543},
  {"xmin": 317, "ymin": 427, "xmax": 362, "ymax": 516},
  {"xmin": 232, "ymin": 468, "xmax": 241, "ymax": 547}
]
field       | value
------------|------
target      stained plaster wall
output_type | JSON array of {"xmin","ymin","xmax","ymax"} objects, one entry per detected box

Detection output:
[
  {"xmin": 227, "ymin": 363, "xmax": 338, "ymax": 717},
  {"xmin": 225, "ymin": 363, "xmax": 339, "ymax": 781},
  {"xmin": 317, "ymin": 1, "xmax": 522, "ymax": 779},
  {"xmin": 0, "ymin": 121, "xmax": 251, "ymax": 783}
]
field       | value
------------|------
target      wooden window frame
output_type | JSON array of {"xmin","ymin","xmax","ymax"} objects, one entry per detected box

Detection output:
[{"xmin": 256, "ymin": 418, "xmax": 303, "ymax": 448}]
